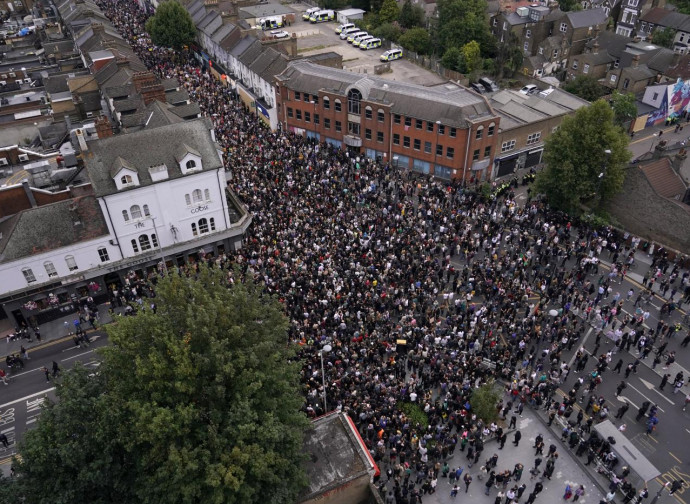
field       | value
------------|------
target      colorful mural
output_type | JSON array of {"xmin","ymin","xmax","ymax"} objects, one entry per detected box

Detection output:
[
  {"xmin": 645, "ymin": 91, "xmax": 668, "ymax": 127},
  {"xmin": 646, "ymin": 79, "xmax": 690, "ymax": 127}
]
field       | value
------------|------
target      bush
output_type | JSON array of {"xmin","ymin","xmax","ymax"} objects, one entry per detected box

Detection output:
[
  {"xmin": 398, "ymin": 402, "xmax": 429, "ymax": 430},
  {"xmin": 469, "ymin": 381, "xmax": 501, "ymax": 424}
]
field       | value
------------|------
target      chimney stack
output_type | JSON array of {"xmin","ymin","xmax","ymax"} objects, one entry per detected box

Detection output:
[
  {"xmin": 632, "ymin": 54, "xmax": 640, "ymax": 67},
  {"xmin": 21, "ymin": 180, "xmax": 37, "ymax": 208},
  {"xmin": 593, "ymin": 40, "xmax": 599, "ymax": 54},
  {"xmin": 94, "ymin": 116, "xmax": 113, "ymax": 139}
]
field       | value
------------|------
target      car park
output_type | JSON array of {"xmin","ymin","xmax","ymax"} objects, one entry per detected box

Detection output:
[
  {"xmin": 519, "ymin": 84, "xmax": 538, "ymax": 95},
  {"xmin": 340, "ymin": 26, "xmax": 360, "ymax": 39},
  {"xmin": 270, "ymin": 30, "xmax": 290, "ymax": 39},
  {"xmin": 380, "ymin": 48, "xmax": 403, "ymax": 61},
  {"xmin": 309, "ymin": 9, "xmax": 335, "ymax": 23},
  {"xmin": 259, "ymin": 16, "xmax": 283, "ymax": 30},
  {"xmin": 354, "ymin": 35, "xmax": 375, "ymax": 48},
  {"xmin": 335, "ymin": 22, "xmax": 355, "ymax": 34},
  {"xmin": 360, "ymin": 38, "xmax": 381, "ymax": 50},
  {"xmin": 347, "ymin": 31, "xmax": 368, "ymax": 43}
]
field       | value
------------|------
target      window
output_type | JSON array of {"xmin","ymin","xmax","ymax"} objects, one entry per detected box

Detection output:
[
  {"xmin": 305, "ymin": 111, "xmax": 311, "ymax": 123},
  {"xmin": 449, "ymin": 127, "xmax": 456, "ymax": 138},
  {"xmin": 335, "ymin": 99, "xmax": 342, "ymax": 112},
  {"xmin": 204, "ymin": 189, "xmax": 211, "ymax": 201},
  {"xmin": 524, "ymin": 41, "xmax": 529, "ymax": 51},
  {"xmin": 192, "ymin": 189, "xmax": 203, "ymax": 203},
  {"xmin": 324, "ymin": 118, "xmax": 331, "ymax": 129},
  {"xmin": 287, "ymin": 107, "xmax": 293, "ymax": 118},
  {"xmin": 405, "ymin": 117, "xmax": 412, "ymax": 127},
  {"xmin": 484, "ymin": 146, "xmax": 491, "ymax": 158},
  {"xmin": 415, "ymin": 119, "xmax": 423, "ymax": 130},
  {"xmin": 653, "ymin": 92, "xmax": 659, "ymax": 101},
  {"xmin": 323, "ymin": 97, "xmax": 330, "ymax": 109},
  {"xmin": 296, "ymin": 110, "xmax": 302, "ymax": 121},
  {"xmin": 403, "ymin": 136, "xmax": 410, "ymax": 148},
  {"xmin": 151, "ymin": 234, "xmax": 158, "ymax": 248},
  {"xmin": 526, "ymin": 29, "xmax": 531, "ymax": 38},
  {"xmin": 186, "ymin": 159, "xmax": 197, "ymax": 170},
  {"xmin": 572, "ymin": 59, "xmax": 578, "ymax": 70},
  {"xmin": 365, "ymin": 128, "xmax": 372, "ymax": 140},
  {"xmin": 22, "ymin": 268, "xmax": 36, "ymax": 284},
  {"xmin": 377, "ymin": 110, "xmax": 384, "ymax": 122},
  {"xmin": 210, "ymin": 218, "xmax": 216, "ymax": 231},
  {"xmin": 427, "ymin": 121, "xmax": 434, "ymax": 133},
  {"xmin": 65, "ymin": 255, "xmax": 78, "ymax": 271},
  {"xmin": 335, "ymin": 120, "xmax": 342, "ymax": 132},
  {"xmin": 610, "ymin": 74, "xmax": 617, "ymax": 83},
  {"xmin": 583, "ymin": 63, "xmax": 590, "ymax": 74},
  {"xmin": 44, "ymin": 261, "xmax": 58, "ymax": 278},
  {"xmin": 623, "ymin": 78, "xmax": 630, "ymax": 90},
  {"xmin": 476, "ymin": 127, "xmax": 483, "ymax": 140},
  {"xmin": 98, "ymin": 248, "xmax": 110, "ymax": 262},
  {"xmin": 488, "ymin": 123, "xmax": 495, "ymax": 136},
  {"xmin": 377, "ymin": 131, "xmax": 384, "ymax": 143},
  {"xmin": 143, "ymin": 204, "xmax": 150, "ymax": 217},
  {"xmin": 394, "ymin": 114, "xmax": 401, "ymax": 124},
  {"xmin": 122, "ymin": 209, "xmax": 129, "ymax": 222},
  {"xmin": 436, "ymin": 144, "xmax": 443, "ymax": 156},
  {"xmin": 424, "ymin": 141, "xmax": 432, "ymax": 154},
  {"xmin": 501, "ymin": 139, "xmax": 516, "ymax": 152},
  {"xmin": 130, "ymin": 205, "xmax": 142, "ymax": 219},
  {"xmin": 553, "ymin": 49, "xmax": 559, "ymax": 58},
  {"xmin": 414, "ymin": 138, "xmax": 421, "ymax": 150},
  {"xmin": 614, "ymin": 59, "xmax": 620, "ymax": 69},
  {"xmin": 120, "ymin": 174, "xmax": 132, "ymax": 185},
  {"xmin": 539, "ymin": 47, "xmax": 544, "ymax": 55},
  {"xmin": 560, "ymin": 22, "xmax": 567, "ymax": 32},
  {"xmin": 347, "ymin": 89, "xmax": 362, "ymax": 115},
  {"xmin": 314, "ymin": 114, "xmax": 320, "ymax": 125},
  {"xmin": 393, "ymin": 133, "xmax": 400, "ymax": 145},
  {"xmin": 446, "ymin": 147, "xmax": 455, "ymax": 159},
  {"xmin": 199, "ymin": 218, "xmax": 209, "ymax": 234},
  {"xmin": 192, "ymin": 223, "xmax": 198, "ymax": 236},
  {"xmin": 365, "ymin": 107, "xmax": 373, "ymax": 119},
  {"xmin": 527, "ymin": 131, "xmax": 541, "ymax": 145},
  {"xmin": 438, "ymin": 124, "xmax": 445, "ymax": 135},
  {"xmin": 131, "ymin": 239, "xmax": 139, "ymax": 253},
  {"xmin": 348, "ymin": 122, "xmax": 360, "ymax": 135},
  {"xmin": 138, "ymin": 234, "xmax": 152, "ymax": 251},
  {"xmin": 472, "ymin": 149, "xmax": 480, "ymax": 161},
  {"xmin": 312, "ymin": 96, "xmax": 319, "ymax": 105},
  {"xmin": 295, "ymin": 91, "xmax": 301, "ymax": 101}
]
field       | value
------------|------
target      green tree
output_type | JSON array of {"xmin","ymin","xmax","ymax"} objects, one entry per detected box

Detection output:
[
  {"xmin": 469, "ymin": 382, "xmax": 501, "ymax": 424},
  {"xmin": 15, "ymin": 266, "xmax": 309, "ymax": 504},
  {"xmin": 494, "ymin": 33, "xmax": 523, "ymax": 78},
  {"xmin": 557, "ymin": 0, "xmax": 582, "ymax": 11},
  {"xmin": 535, "ymin": 100, "xmax": 632, "ymax": 212},
  {"xmin": 399, "ymin": 27, "xmax": 431, "ymax": 54},
  {"xmin": 441, "ymin": 46, "xmax": 464, "ymax": 72},
  {"xmin": 399, "ymin": 0, "xmax": 425, "ymax": 28},
  {"xmin": 652, "ymin": 27, "xmax": 676, "ymax": 48},
  {"xmin": 145, "ymin": 0, "xmax": 196, "ymax": 51},
  {"xmin": 563, "ymin": 74, "xmax": 607, "ymax": 102},
  {"xmin": 610, "ymin": 91, "xmax": 637, "ymax": 127},
  {"xmin": 378, "ymin": 0, "xmax": 401, "ymax": 24},
  {"xmin": 436, "ymin": 0, "xmax": 495, "ymax": 56},
  {"xmin": 373, "ymin": 21, "xmax": 402, "ymax": 42},
  {"xmin": 461, "ymin": 40, "xmax": 482, "ymax": 74}
]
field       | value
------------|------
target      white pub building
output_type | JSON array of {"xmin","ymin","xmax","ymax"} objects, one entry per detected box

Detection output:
[{"xmin": 0, "ymin": 118, "xmax": 251, "ymax": 328}]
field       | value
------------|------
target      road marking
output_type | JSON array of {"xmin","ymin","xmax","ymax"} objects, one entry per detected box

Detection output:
[
  {"xmin": 628, "ymin": 383, "xmax": 667, "ymax": 412},
  {"xmin": 569, "ymin": 327, "xmax": 593, "ymax": 368},
  {"xmin": 639, "ymin": 377, "xmax": 676, "ymax": 405},
  {"xmin": 670, "ymin": 452, "xmax": 683, "ymax": 464},
  {"xmin": 9, "ymin": 368, "xmax": 41, "ymax": 379},
  {"xmin": 0, "ymin": 388, "xmax": 55, "ymax": 410},
  {"xmin": 61, "ymin": 349, "xmax": 95, "ymax": 362}
]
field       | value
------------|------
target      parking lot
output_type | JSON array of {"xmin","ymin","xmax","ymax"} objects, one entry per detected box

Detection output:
[{"xmin": 286, "ymin": 4, "xmax": 446, "ymax": 86}]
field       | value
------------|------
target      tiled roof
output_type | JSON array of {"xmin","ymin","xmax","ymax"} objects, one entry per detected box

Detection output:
[{"xmin": 640, "ymin": 158, "xmax": 687, "ymax": 199}]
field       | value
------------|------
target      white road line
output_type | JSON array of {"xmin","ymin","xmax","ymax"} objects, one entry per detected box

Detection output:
[
  {"xmin": 26, "ymin": 418, "xmax": 36, "ymax": 425},
  {"xmin": 628, "ymin": 383, "xmax": 667, "ymax": 412},
  {"xmin": 0, "ymin": 388, "xmax": 55, "ymax": 410},
  {"xmin": 61, "ymin": 349, "xmax": 95, "ymax": 362},
  {"xmin": 0, "ymin": 428, "xmax": 14, "ymax": 435},
  {"xmin": 638, "ymin": 378, "xmax": 676, "ymax": 405},
  {"xmin": 9, "ymin": 368, "xmax": 41, "ymax": 379},
  {"xmin": 569, "ymin": 328, "xmax": 593, "ymax": 368}
]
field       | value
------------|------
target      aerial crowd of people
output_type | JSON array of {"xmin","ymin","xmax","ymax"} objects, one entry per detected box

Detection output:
[{"xmin": 85, "ymin": 1, "xmax": 690, "ymax": 502}]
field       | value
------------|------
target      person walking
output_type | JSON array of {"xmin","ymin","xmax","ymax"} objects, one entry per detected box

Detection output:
[
  {"xmin": 52, "ymin": 361, "xmax": 60, "ymax": 378},
  {"xmin": 0, "ymin": 369, "xmax": 8, "ymax": 386},
  {"xmin": 42, "ymin": 366, "xmax": 50, "ymax": 382},
  {"xmin": 683, "ymin": 393, "xmax": 690, "ymax": 411},
  {"xmin": 573, "ymin": 485, "xmax": 585, "ymax": 501},
  {"xmin": 636, "ymin": 401, "xmax": 650, "ymax": 420},
  {"xmin": 0, "ymin": 434, "xmax": 9, "ymax": 448},
  {"xmin": 615, "ymin": 403, "xmax": 629, "ymax": 419},
  {"xmin": 616, "ymin": 380, "xmax": 627, "ymax": 397},
  {"xmin": 464, "ymin": 473, "xmax": 472, "ymax": 493},
  {"xmin": 450, "ymin": 484, "xmax": 459, "ymax": 498},
  {"xmin": 513, "ymin": 430, "xmax": 522, "ymax": 446},
  {"xmin": 564, "ymin": 484, "xmax": 573, "ymax": 500},
  {"xmin": 660, "ymin": 373, "xmax": 670, "ymax": 391}
]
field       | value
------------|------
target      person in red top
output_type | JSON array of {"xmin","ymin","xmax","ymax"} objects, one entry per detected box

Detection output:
[{"xmin": 0, "ymin": 368, "xmax": 8, "ymax": 385}]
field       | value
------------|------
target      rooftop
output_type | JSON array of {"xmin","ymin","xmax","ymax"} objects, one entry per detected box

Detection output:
[{"xmin": 640, "ymin": 157, "xmax": 688, "ymax": 200}]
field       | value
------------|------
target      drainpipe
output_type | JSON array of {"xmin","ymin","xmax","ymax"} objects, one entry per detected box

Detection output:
[{"xmin": 463, "ymin": 123, "xmax": 473, "ymax": 184}]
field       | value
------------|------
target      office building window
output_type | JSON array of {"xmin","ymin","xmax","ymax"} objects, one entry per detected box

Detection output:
[
  {"xmin": 365, "ymin": 128, "xmax": 372, "ymax": 140},
  {"xmin": 413, "ymin": 138, "xmax": 421, "ymax": 150},
  {"xmin": 472, "ymin": 149, "xmax": 480, "ymax": 161},
  {"xmin": 22, "ymin": 268, "xmax": 36, "ymax": 283},
  {"xmin": 393, "ymin": 133, "xmax": 400, "ymax": 145},
  {"xmin": 98, "ymin": 248, "xmax": 110, "ymax": 262},
  {"xmin": 424, "ymin": 141, "xmax": 432, "ymax": 154},
  {"xmin": 484, "ymin": 146, "xmax": 491, "ymax": 158},
  {"xmin": 377, "ymin": 131, "xmax": 384, "ymax": 143},
  {"xmin": 335, "ymin": 120, "xmax": 342, "ymax": 132},
  {"xmin": 447, "ymin": 147, "xmax": 455, "ymax": 159},
  {"xmin": 403, "ymin": 136, "xmax": 410, "ymax": 148}
]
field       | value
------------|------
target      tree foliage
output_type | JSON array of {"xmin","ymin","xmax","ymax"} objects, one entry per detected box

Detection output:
[
  {"xmin": 373, "ymin": 21, "xmax": 402, "ymax": 42},
  {"xmin": 145, "ymin": 0, "xmax": 196, "ymax": 51},
  {"xmin": 535, "ymin": 100, "xmax": 632, "ymax": 212},
  {"xmin": 13, "ymin": 266, "xmax": 309, "ymax": 504},
  {"xmin": 652, "ymin": 27, "xmax": 676, "ymax": 48},
  {"xmin": 469, "ymin": 382, "xmax": 501, "ymax": 424},
  {"xmin": 436, "ymin": 0, "xmax": 495, "ymax": 57},
  {"xmin": 461, "ymin": 40, "xmax": 482, "ymax": 74},
  {"xmin": 494, "ymin": 34, "xmax": 524, "ymax": 78},
  {"xmin": 399, "ymin": 27, "xmax": 432, "ymax": 54},
  {"xmin": 379, "ymin": 0, "xmax": 401, "ymax": 24},
  {"xmin": 610, "ymin": 91, "xmax": 637, "ymax": 127},
  {"xmin": 563, "ymin": 74, "xmax": 607, "ymax": 102},
  {"xmin": 557, "ymin": 0, "xmax": 582, "ymax": 11},
  {"xmin": 399, "ymin": 0, "xmax": 425, "ymax": 28},
  {"xmin": 441, "ymin": 46, "xmax": 464, "ymax": 71}
]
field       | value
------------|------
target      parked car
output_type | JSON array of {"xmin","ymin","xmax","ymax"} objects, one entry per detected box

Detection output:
[
  {"xmin": 470, "ymin": 82, "xmax": 485, "ymax": 94},
  {"xmin": 270, "ymin": 30, "xmax": 290, "ymax": 39},
  {"xmin": 336, "ymin": 22, "xmax": 355, "ymax": 34},
  {"xmin": 519, "ymin": 84, "xmax": 538, "ymax": 95},
  {"xmin": 380, "ymin": 48, "xmax": 403, "ymax": 61},
  {"xmin": 478, "ymin": 76, "xmax": 499, "ymax": 93}
]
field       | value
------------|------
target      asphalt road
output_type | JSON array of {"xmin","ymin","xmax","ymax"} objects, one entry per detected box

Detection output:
[{"xmin": 0, "ymin": 333, "xmax": 109, "ymax": 468}]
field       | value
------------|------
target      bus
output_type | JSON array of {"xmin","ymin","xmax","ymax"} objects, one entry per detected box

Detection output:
[
  {"xmin": 360, "ymin": 38, "xmax": 381, "ymax": 50},
  {"xmin": 302, "ymin": 7, "xmax": 320, "ymax": 21},
  {"xmin": 259, "ymin": 16, "xmax": 284, "ymax": 30},
  {"xmin": 309, "ymin": 9, "xmax": 334, "ymax": 23}
]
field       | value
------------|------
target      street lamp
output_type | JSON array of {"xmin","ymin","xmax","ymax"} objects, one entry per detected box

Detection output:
[
  {"xmin": 647, "ymin": 133, "xmax": 659, "ymax": 153},
  {"xmin": 320, "ymin": 344, "xmax": 332, "ymax": 413},
  {"xmin": 149, "ymin": 216, "xmax": 168, "ymax": 275}
]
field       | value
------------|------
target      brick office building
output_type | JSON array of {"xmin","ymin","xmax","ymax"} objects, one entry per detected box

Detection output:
[{"xmin": 275, "ymin": 61, "xmax": 501, "ymax": 182}]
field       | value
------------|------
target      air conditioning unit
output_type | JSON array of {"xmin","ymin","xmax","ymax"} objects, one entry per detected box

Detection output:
[
  {"xmin": 23, "ymin": 78, "xmax": 31, "ymax": 84},
  {"xmin": 18, "ymin": 154, "xmax": 29, "ymax": 162},
  {"xmin": 0, "ymin": 158, "xmax": 8, "ymax": 166},
  {"xmin": 0, "ymin": 81, "xmax": 6, "ymax": 87},
  {"xmin": 86, "ymin": 111, "xmax": 94, "ymax": 118}
]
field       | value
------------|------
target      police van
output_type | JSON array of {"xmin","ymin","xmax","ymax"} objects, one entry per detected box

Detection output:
[
  {"xmin": 347, "ymin": 31, "xmax": 368, "ymax": 43},
  {"xmin": 339, "ymin": 26, "xmax": 360, "ymax": 39},
  {"xmin": 309, "ymin": 9, "xmax": 335, "ymax": 23},
  {"xmin": 353, "ymin": 34, "xmax": 374, "ymax": 48},
  {"xmin": 259, "ymin": 16, "xmax": 283, "ymax": 30},
  {"xmin": 360, "ymin": 38, "xmax": 381, "ymax": 50},
  {"xmin": 335, "ymin": 22, "xmax": 355, "ymax": 34},
  {"xmin": 380, "ymin": 48, "xmax": 403, "ymax": 61},
  {"xmin": 302, "ymin": 7, "xmax": 320, "ymax": 21}
]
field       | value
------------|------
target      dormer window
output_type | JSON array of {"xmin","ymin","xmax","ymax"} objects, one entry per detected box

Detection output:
[
  {"xmin": 186, "ymin": 159, "xmax": 197, "ymax": 170},
  {"xmin": 176, "ymin": 144, "xmax": 203, "ymax": 175},
  {"xmin": 111, "ymin": 157, "xmax": 139, "ymax": 190}
]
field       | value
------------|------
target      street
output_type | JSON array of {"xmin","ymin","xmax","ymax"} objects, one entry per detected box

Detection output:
[{"xmin": 0, "ymin": 333, "xmax": 109, "ymax": 469}]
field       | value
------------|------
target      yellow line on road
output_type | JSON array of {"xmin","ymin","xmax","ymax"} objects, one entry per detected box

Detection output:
[
  {"xmin": 4, "ymin": 170, "xmax": 28, "ymax": 186},
  {"xmin": 1, "ymin": 335, "xmax": 74, "ymax": 361},
  {"xmin": 670, "ymin": 452, "xmax": 683, "ymax": 464}
]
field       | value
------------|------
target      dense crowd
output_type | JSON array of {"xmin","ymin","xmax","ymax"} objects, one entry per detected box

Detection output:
[{"xmin": 89, "ymin": 2, "xmax": 690, "ymax": 502}]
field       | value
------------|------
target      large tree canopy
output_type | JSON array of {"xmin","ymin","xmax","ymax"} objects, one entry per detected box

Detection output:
[
  {"xmin": 563, "ymin": 74, "xmax": 607, "ymax": 102},
  {"xmin": 145, "ymin": 0, "xmax": 196, "ymax": 50},
  {"xmin": 11, "ymin": 266, "xmax": 309, "ymax": 504},
  {"xmin": 534, "ymin": 100, "xmax": 632, "ymax": 213},
  {"xmin": 435, "ymin": 0, "xmax": 495, "ymax": 56}
]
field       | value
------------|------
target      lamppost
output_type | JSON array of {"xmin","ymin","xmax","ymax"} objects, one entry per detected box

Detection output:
[
  {"xmin": 649, "ymin": 482, "xmax": 670, "ymax": 504},
  {"xmin": 320, "ymin": 344, "xmax": 332, "ymax": 413},
  {"xmin": 310, "ymin": 100, "xmax": 317, "ymax": 139},
  {"xmin": 596, "ymin": 149, "xmax": 612, "ymax": 209},
  {"xmin": 647, "ymin": 132, "xmax": 659, "ymax": 153}
]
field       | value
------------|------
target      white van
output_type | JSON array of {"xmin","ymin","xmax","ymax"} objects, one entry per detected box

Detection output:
[
  {"xmin": 303, "ymin": 7, "xmax": 320, "ymax": 20},
  {"xmin": 336, "ymin": 22, "xmax": 355, "ymax": 34},
  {"xmin": 340, "ymin": 26, "xmax": 360, "ymax": 39}
]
